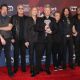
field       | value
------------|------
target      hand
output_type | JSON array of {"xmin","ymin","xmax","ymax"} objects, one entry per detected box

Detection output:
[
  {"xmin": 11, "ymin": 39, "xmax": 15, "ymax": 43},
  {"xmin": 73, "ymin": 32, "xmax": 78, "ymax": 37},
  {"xmin": 45, "ymin": 25, "xmax": 49, "ymax": 31},
  {"xmin": 25, "ymin": 42, "xmax": 29, "ymax": 48},
  {"xmin": 46, "ymin": 28, "xmax": 52, "ymax": 34},
  {"xmin": 0, "ymin": 36, "xmax": 6, "ymax": 45}
]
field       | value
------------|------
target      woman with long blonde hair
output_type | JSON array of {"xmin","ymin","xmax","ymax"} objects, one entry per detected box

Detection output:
[{"xmin": 24, "ymin": 6, "xmax": 39, "ymax": 77}]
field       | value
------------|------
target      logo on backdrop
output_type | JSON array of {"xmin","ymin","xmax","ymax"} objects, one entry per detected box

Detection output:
[
  {"xmin": 8, "ymin": 5, "xmax": 14, "ymax": 12},
  {"xmin": 70, "ymin": 6, "xmax": 77, "ymax": 11}
]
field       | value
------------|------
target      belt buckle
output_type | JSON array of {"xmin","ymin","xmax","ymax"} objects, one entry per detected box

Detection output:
[{"xmin": 66, "ymin": 35, "xmax": 70, "ymax": 37}]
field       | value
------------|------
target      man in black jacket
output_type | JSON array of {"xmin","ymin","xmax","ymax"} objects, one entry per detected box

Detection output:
[
  {"xmin": 73, "ymin": 7, "xmax": 80, "ymax": 66},
  {"xmin": 0, "ymin": 4, "xmax": 14, "ymax": 77},
  {"xmin": 36, "ymin": 4, "xmax": 56, "ymax": 74},
  {"xmin": 24, "ymin": 7, "xmax": 39, "ymax": 77},
  {"xmin": 10, "ymin": 4, "xmax": 28, "ymax": 73},
  {"xmin": 61, "ymin": 8, "xmax": 74, "ymax": 69}
]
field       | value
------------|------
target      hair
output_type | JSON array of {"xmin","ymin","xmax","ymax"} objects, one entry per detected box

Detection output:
[
  {"xmin": 0, "ymin": 4, "xmax": 8, "ymax": 10},
  {"xmin": 29, "ymin": 6, "xmax": 38, "ymax": 17},
  {"xmin": 61, "ymin": 7, "xmax": 72, "ymax": 19},
  {"xmin": 54, "ymin": 11, "xmax": 61, "ymax": 15},
  {"xmin": 52, "ymin": 11, "xmax": 61, "ymax": 17},
  {"xmin": 44, "ymin": 4, "xmax": 51, "ymax": 9},
  {"xmin": 17, "ymin": 4, "xmax": 24, "ymax": 9}
]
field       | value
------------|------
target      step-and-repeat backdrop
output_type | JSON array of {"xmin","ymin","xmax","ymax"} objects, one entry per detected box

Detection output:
[{"xmin": 0, "ymin": 0, "xmax": 80, "ymax": 66}]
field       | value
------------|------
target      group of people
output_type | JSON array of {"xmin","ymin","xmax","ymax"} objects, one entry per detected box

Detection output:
[{"xmin": 0, "ymin": 4, "xmax": 80, "ymax": 77}]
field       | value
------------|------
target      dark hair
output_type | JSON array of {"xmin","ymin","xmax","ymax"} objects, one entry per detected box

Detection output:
[
  {"xmin": 0, "ymin": 4, "xmax": 8, "ymax": 10},
  {"xmin": 54, "ymin": 11, "xmax": 61, "ymax": 15},
  {"xmin": 61, "ymin": 7, "xmax": 72, "ymax": 19}
]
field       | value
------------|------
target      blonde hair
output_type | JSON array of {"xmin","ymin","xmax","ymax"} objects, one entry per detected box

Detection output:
[
  {"xmin": 29, "ymin": 6, "xmax": 38, "ymax": 17},
  {"xmin": 44, "ymin": 4, "xmax": 51, "ymax": 9}
]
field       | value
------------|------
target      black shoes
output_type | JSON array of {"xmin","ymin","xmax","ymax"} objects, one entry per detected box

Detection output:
[
  {"xmin": 69, "ymin": 65, "xmax": 74, "ymax": 69},
  {"xmin": 14, "ymin": 69, "xmax": 18, "ymax": 73},
  {"xmin": 31, "ymin": 71, "xmax": 37, "ymax": 77},
  {"xmin": 8, "ymin": 72, "xmax": 14, "ymax": 77},
  {"xmin": 62, "ymin": 66, "xmax": 67, "ymax": 70},
  {"xmin": 22, "ymin": 69, "xmax": 26, "ymax": 73},
  {"xmin": 54, "ymin": 67, "xmax": 58, "ymax": 71},
  {"xmin": 45, "ymin": 69, "xmax": 51, "ymax": 75}
]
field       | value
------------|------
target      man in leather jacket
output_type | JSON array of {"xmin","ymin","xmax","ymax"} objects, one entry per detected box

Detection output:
[{"xmin": 10, "ymin": 4, "xmax": 29, "ymax": 73}]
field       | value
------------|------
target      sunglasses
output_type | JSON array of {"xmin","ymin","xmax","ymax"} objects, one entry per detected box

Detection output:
[{"xmin": 18, "ymin": 8, "xmax": 24, "ymax": 10}]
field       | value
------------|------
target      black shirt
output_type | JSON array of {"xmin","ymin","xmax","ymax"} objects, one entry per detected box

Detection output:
[
  {"xmin": 61, "ymin": 17, "xmax": 73, "ymax": 36},
  {"xmin": 19, "ymin": 16, "xmax": 24, "ymax": 40}
]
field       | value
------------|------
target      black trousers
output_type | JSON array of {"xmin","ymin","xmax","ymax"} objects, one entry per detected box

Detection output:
[
  {"xmin": 29, "ymin": 42, "xmax": 38, "ymax": 72},
  {"xmin": 0, "ymin": 39, "xmax": 13, "ymax": 74},
  {"xmin": 36, "ymin": 42, "xmax": 44, "ymax": 71},
  {"xmin": 74, "ymin": 35, "xmax": 80, "ymax": 65},
  {"xmin": 35, "ymin": 37, "xmax": 53, "ymax": 71},
  {"xmin": 62, "ymin": 37, "xmax": 74, "ymax": 67},
  {"xmin": 35, "ymin": 41, "xmax": 52, "ymax": 71},
  {"xmin": 45, "ymin": 36, "xmax": 53, "ymax": 70},
  {"xmin": 52, "ymin": 41, "xmax": 62, "ymax": 67},
  {"xmin": 13, "ymin": 40, "xmax": 26, "ymax": 71}
]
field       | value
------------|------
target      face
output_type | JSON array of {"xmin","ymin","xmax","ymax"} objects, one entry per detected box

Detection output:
[
  {"xmin": 17, "ymin": 5, "xmax": 24, "ymax": 15},
  {"xmin": 31, "ymin": 7, "xmax": 38, "ymax": 16},
  {"xmin": 54, "ymin": 13, "xmax": 61, "ymax": 21},
  {"xmin": 44, "ymin": 7, "xmax": 51, "ymax": 16},
  {"xmin": 1, "ymin": 6, "xmax": 8, "ymax": 16},
  {"xmin": 64, "ymin": 9, "xmax": 69, "ymax": 16}
]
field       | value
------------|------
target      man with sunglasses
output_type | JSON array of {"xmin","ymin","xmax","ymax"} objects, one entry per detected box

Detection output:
[{"xmin": 10, "ymin": 4, "xmax": 28, "ymax": 73}]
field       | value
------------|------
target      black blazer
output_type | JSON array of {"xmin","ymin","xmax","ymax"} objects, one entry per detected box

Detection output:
[
  {"xmin": 10, "ymin": 14, "xmax": 28, "ymax": 40},
  {"xmin": 24, "ymin": 17, "xmax": 38, "ymax": 43}
]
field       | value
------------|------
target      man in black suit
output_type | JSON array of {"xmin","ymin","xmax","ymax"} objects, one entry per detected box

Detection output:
[
  {"xmin": 36, "ymin": 4, "xmax": 56, "ymax": 74},
  {"xmin": 24, "ymin": 7, "xmax": 39, "ymax": 77},
  {"xmin": 10, "ymin": 4, "xmax": 28, "ymax": 73}
]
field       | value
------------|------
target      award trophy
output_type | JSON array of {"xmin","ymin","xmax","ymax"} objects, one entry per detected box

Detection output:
[{"xmin": 44, "ymin": 19, "xmax": 51, "ymax": 36}]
